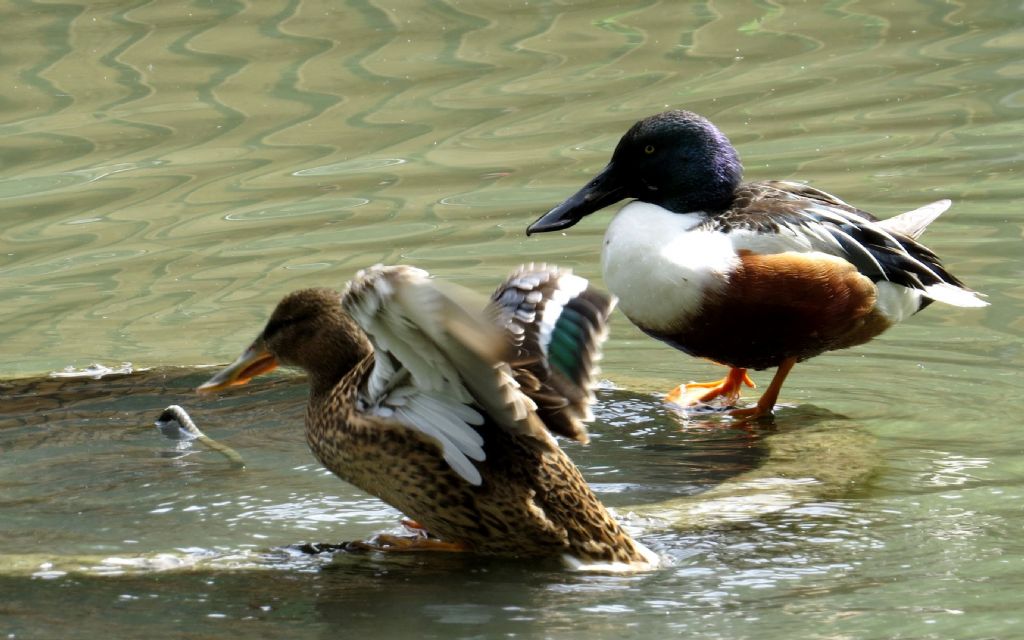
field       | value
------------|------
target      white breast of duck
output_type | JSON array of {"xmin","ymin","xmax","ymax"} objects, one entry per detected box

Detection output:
[{"xmin": 602, "ymin": 201, "xmax": 734, "ymax": 333}]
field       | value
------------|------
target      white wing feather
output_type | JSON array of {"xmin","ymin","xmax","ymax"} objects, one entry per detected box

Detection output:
[{"xmin": 341, "ymin": 265, "xmax": 547, "ymax": 486}]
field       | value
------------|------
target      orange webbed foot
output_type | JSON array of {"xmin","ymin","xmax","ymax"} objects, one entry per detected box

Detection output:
[
  {"xmin": 727, "ymin": 403, "xmax": 774, "ymax": 421},
  {"xmin": 665, "ymin": 368, "xmax": 755, "ymax": 407},
  {"xmin": 400, "ymin": 518, "xmax": 427, "ymax": 531}
]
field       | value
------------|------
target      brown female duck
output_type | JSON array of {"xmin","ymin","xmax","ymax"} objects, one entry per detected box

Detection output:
[{"xmin": 197, "ymin": 264, "xmax": 658, "ymax": 570}]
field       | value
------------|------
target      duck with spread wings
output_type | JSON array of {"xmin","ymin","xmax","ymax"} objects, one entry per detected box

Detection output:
[{"xmin": 198, "ymin": 264, "xmax": 658, "ymax": 570}]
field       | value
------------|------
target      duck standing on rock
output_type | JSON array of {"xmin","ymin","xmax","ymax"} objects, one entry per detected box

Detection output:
[
  {"xmin": 197, "ymin": 264, "xmax": 658, "ymax": 570},
  {"xmin": 527, "ymin": 110, "xmax": 987, "ymax": 419}
]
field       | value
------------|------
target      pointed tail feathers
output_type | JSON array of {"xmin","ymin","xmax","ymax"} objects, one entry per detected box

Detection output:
[
  {"xmin": 878, "ymin": 199, "xmax": 951, "ymax": 240},
  {"xmin": 922, "ymin": 282, "xmax": 989, "ymax": 308},
  {"xmin": 876, "ymin": 200, "xmax": 989, "ymax": 307}
]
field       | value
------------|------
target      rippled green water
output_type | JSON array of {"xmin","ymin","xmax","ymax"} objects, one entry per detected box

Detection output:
[{"xmin": 2, "ymin": 0, "xmax": 1022, "ymax": 638}]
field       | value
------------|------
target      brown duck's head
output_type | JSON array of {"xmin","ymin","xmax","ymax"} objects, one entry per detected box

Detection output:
[{"xmin": 197, "ymin": 288, "xmax": 372, "ymax": 397}]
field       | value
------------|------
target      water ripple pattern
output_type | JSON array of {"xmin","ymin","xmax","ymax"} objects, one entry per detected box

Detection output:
[
  {"xmin": 0, "ymin": 0, "xmax": 1017, "ymax": 378},
  {"xmin": 1, "ymin": 2, "xmax": 1023, "ymax": 638}
]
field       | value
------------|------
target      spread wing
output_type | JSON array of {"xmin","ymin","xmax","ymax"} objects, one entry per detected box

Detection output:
[
  {"xmin": 340, "ymin": 264, "xmax": 552, "ymax": 486},
  {"xmin": 488, "ymin": 264, "xmax": 616, "ymax": 443}
]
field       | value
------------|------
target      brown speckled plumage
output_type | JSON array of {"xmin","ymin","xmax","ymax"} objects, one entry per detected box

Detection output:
[{"xmin": 199, "ymin": 264, "xmax": 656, "ymax": 569}]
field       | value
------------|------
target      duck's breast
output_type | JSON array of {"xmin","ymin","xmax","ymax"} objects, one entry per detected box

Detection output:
[{"xmin": 601, "ymin": 201, "xmax": 736, "ymax": 333}]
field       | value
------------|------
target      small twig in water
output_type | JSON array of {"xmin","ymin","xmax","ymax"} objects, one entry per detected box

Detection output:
[{"xmin": 155, "ymin": 405, "xmax": 245, "ymax": 468}]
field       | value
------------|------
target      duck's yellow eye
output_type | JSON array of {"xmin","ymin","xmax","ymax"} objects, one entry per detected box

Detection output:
[{"xmin": 644, "ymin": 144, "xmax": 655, "ymax": 154}]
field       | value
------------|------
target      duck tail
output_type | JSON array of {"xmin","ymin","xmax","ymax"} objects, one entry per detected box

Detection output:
[
  {"xmin": 922, "ymin": 281, "xmax": 989, "ymax": 308},
  {"xmin": 877, "ymin": 199, "xmax": 951, "ymax": 240},
  {"xmin": 870, "ymin": 200, "xmax": 989, "ymax": 309},
  {"xmin": 489, "ymin": 264, "xmax": 617, "ymax": 442}
]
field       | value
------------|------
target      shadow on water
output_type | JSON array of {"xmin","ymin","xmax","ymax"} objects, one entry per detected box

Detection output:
[{"xmin": 0, "ymin": 366, "xmax": 877, "ymax": 579}]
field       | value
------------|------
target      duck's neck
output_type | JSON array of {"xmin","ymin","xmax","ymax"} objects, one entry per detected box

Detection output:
[
  {"xmin": 657, "ymin": 140, "xmax": 742, "ymax": 214},
  {"xmin": 307, "ymin": 369, "xmax": 350, "ymax": 404},
  {"xmin": 659, "ymin": 181, "xmax": 736, "ymax": 214},
  {"xmin": 310, "ymin": 353, "xmax": 371, "ymax": 403},
  {"xmin": 298, "ymin": 322, "xmax": 374, "ymax": 403}
]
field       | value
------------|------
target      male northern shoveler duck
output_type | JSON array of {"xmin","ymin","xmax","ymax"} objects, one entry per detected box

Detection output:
[
  {"xmin": 197, "ymin": 264, "xmax": 658, "ymax": 570},
  {"xmin": 527, "ymin": 110, "xmax": 987, "ymax": 419}
]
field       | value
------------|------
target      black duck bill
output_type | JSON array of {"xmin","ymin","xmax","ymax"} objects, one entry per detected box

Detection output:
[{"xmin": 526, "ymin": 161, "xmax": 628, "ymax": 235}]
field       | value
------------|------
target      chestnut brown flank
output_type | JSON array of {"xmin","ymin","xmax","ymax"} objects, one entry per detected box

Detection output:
[{"xmin": 648, "ymin": 252, "xmax": 891, "ymax": 370}]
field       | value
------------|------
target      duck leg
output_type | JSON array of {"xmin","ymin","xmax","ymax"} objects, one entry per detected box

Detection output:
[
  {"xmin": 665, "ymin": 367, "xmax": 756, "ymax": 407},
  {"xmin": 400, "ymin": 518, "xmax": 427, "ymax": 531},
  {"xmin": 729, "ymin": 356, "xmax": 797, "ymax": 419},
  {"xmin": 348, "ymin": 533, "xmax": 467, "ymax": 553}
]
